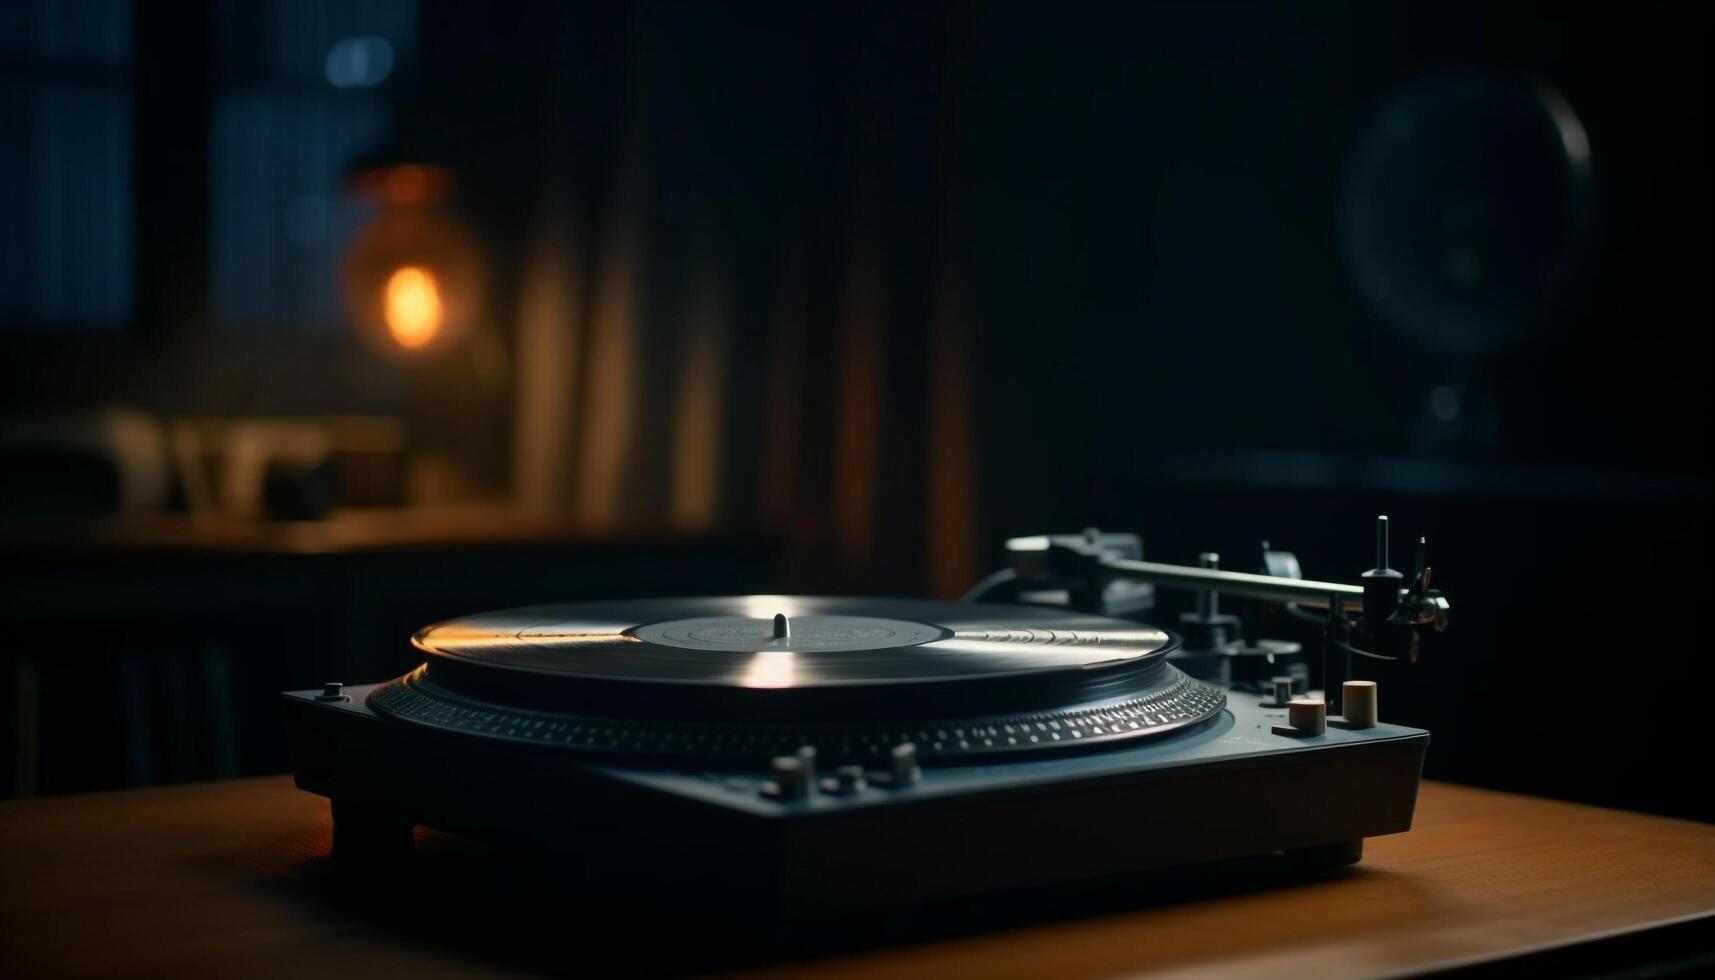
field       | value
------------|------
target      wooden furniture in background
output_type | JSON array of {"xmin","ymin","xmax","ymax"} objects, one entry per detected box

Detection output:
[{"xmin": 1, "ymin": 507, "xmax": 780, "ymax": 797}]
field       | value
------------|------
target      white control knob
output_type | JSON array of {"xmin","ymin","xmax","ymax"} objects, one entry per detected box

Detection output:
[
  {"xmin": 1342, "ymin": 681, "xmax": 1378, "ymax": 728},
  {"xmin": 1287, "ymin": 698, "xmax": 1327, "ymax": 736}
]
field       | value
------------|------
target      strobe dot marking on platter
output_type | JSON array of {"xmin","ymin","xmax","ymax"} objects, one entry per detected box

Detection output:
[{"xmin": 367, "ymin": 670, "xmax": 1224, "ymax": 762}]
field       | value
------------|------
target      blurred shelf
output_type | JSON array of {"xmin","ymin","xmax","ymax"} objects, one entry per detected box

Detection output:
[{"xmin": 0, "ymin": 504, "xmax": 749, "ymax": 557}]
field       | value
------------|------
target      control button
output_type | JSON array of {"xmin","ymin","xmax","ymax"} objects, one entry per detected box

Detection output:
[
  {"xmin": 316, "ymin": 682, "xmax": 351, "ymax": 703},
  {"xmin": 796, "ymin": 745, "xmax": 818, "ymax": 787},
  {"xmin": 1265, "ymin": 676, "xmax": 1294, "ymax": 707},
  {"xmin": 761, "ymin": 755, "xmax": 808, "ymax": 800},
  {"xmin": 890, "ymin": 742, "xmax": 920, "ymax": 787},
  {"xmin": 1272, "ymin": 698, "xmax": 1326, "ymax": 738},
  {"xmin": 1341, "ymin": 680, "xmax": 1378, "ymax": 728},
  {"xmin": 1288, "ymin": 699, "xmax": 1326, "ymax": 735},
  {"xmin": 824, "ymin": 764, "xmax": 867, "ymax": 795}
]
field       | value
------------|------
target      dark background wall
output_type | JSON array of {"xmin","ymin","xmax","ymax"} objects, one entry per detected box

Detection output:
[
  {"xmin": 950, "ymin": 2, "xmax": 1713, "ymax": 820},
  {"xmin": 2, "ymin": 1, "xmax": 1710, "ymax": 820}
]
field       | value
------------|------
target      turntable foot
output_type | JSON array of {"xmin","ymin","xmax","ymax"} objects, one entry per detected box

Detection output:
[
  {"xmin": 330, "ymin": 799, "xmax": 415, "ymax": 862},
  {"xmin": 1284, "ymin": 839, "xmax": 1364, "ymax": 869}
]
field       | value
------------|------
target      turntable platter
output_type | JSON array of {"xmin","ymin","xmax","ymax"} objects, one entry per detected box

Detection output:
[{"xmin": 368, "ymin": 597, "xmax": 1223, "ymax": 763}]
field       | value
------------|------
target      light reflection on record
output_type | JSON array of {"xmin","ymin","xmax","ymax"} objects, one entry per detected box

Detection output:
[{"xmin": 413, "ymin": 596, "xmax": 1172, "ymax": 688}]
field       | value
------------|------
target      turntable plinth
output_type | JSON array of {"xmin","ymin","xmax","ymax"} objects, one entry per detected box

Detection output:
[{"xmin": 283, "ymin": 596, "xmax": 1433, "ymax": 910}]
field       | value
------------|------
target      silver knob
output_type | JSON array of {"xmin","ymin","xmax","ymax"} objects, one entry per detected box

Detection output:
[
  {"xmin": 1196, "ymin": 553, "xmax": 1221, "ymax": 619},
  {"xmin": 765, "ymin": 755, "xmax": 807, "ymax": 799},
  {"xmin": 891, "ymin": 742, "xmax": 920, "ymax": 787}
]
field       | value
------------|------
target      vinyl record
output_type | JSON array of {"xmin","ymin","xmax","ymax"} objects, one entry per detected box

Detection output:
[{"xmin": 368, "ymin": 596, "xmax": 1223, "ymax": 762}]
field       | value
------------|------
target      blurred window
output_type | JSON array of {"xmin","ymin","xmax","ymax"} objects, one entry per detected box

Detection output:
[
  {"xmin": 211, "ymin": 0, "xmax": 415, "ymax": 330},
  {"xmin": 0, "ymin": 0, "xmax": 134, "ymax": 331}
]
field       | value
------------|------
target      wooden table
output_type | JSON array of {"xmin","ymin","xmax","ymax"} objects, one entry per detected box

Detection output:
[{"xmin": 2, "ymin": 777, "xmax": 1712, "ymax": 978}]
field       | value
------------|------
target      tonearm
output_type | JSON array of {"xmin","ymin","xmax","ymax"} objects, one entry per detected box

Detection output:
[{"xmin": 978, "ymin": 517, "xmax": 1450, "ymax": 714}]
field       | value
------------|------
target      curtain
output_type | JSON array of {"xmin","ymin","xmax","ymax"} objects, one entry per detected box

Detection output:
[{"xmin": 507, "ymin": 3, "xmax": 979, "ymax": 598}]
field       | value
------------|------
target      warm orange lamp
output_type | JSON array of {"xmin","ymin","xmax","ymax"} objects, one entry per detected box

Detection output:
[{"xmin": 340, "ymin": 163, "xmax": 485, "ymax": 356}]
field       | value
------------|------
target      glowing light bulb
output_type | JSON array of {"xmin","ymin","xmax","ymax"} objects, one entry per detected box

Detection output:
[
  {"xmin": 384, "ymin": 265, "xmax": 443, "ymax": 348},
  {"xmin": 340, "ymin": 203, "xmax": 483, "ymax": 357}
]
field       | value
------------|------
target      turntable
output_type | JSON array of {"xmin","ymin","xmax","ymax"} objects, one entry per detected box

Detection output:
[{"xmin": 287, "ymin": 517, "xmax": 1447, "ymax": 911}]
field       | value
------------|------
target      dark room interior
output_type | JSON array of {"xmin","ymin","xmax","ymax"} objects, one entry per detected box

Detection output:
[{"xmin": 2, "ymin": 1, "xmax": 1712, "ymax": 977}]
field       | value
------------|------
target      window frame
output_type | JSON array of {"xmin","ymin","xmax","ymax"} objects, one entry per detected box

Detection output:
[{"xmin": 3, "ymin": 0, "xmax": 407, "ymax": 416}]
